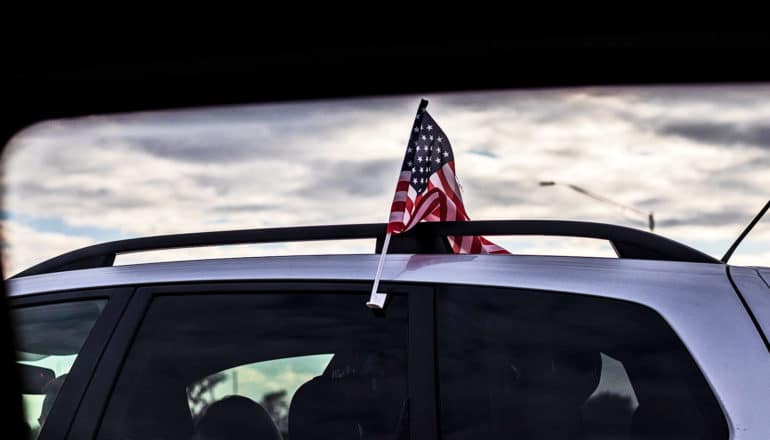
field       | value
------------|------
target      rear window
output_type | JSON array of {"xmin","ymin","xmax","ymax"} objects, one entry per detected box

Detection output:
[{"xmin": 436, "ymin": 286, "xmax": 727, "ymax": 440}]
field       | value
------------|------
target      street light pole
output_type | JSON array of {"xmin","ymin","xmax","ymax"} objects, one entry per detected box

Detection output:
[{"xmin": 539, "ymin": 181, "xmax": 655, "ymax": 232}]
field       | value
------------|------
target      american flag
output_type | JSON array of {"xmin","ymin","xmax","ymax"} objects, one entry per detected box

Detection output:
[{"xmin": 387, "ymin": 100, "xmax": 509, "ymax": 254}]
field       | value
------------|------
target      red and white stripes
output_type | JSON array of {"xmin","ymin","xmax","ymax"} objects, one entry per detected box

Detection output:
[{"xmin": 387, "ymin": 162, "xmax": 509, "ymax": 254}]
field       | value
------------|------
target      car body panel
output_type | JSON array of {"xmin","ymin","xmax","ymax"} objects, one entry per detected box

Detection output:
[
  {"xmin": 730, "ymin": 266, "xmax": 770, "ymax": 342},
  {"xmin": 8, "ymin": 254, "xmax": 770, "ymax": 438},
  {"xmin": 5, "ymin": 254, "xmax": 724, "ymax": 297},
  {"xmin": 758, "ymin": 268, "xmax": 770, "ymax": 288}
]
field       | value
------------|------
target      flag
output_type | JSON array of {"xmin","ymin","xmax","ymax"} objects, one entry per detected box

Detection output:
[{"xmin": 387, "ymin": 100, "xmax": 509, "ymax": 254}]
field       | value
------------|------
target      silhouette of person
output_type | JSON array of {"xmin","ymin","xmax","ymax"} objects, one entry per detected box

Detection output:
[{"xmin": 192, "ymin": 395, "xmax": 282, "ymax": 440}]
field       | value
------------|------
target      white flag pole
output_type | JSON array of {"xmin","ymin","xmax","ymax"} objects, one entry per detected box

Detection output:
[
  {"xmin": 366, "ymin": 232, "xmax": 392, "ymax": 309},
  {"xmin": 367, "ymin": 99, "xmax": 428, "ymax": 310}
]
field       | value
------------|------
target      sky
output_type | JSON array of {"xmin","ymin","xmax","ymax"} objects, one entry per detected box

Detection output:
[
  {"xmin": 2, "ymin": 85, "xmax": 770, "ymax": 275},
  {"xmin": 193, "ymin": 354, "xmax": 333, "ymax": 412}
]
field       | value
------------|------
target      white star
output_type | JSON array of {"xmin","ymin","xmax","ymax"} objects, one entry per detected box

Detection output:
[
  {"xmin": 412, "ymin": 167, "xmax": 416, "ymax": 172},
  {"xmin": 437, "ymin": 147, "xmax": 441, "ymax": 153},
  {"xmin": 412, "ymin": 178, "xmax": 418, "ymax": 184},
  {"xmin": 437, "ymin": 136, "xmax": 443, "ymax": 142},
  {"xmin": 422, "ymin": 135, "xmax": 427, "ymax": 141},
  {"xmin": 420, "ymin": 167, "xmax": 424, "ymax": 172},
  {"xmin": 407, "ymin": 161, "xmax": 413, "ymax": 166},
  {"xmin": 427, "ymin": 124, "xmax": 433, "ymax": 131},
  {"xmin": 435, "ymin": 157, "xmax": 441, "ymax": 163},
  {"xmin": 417, "ymin": 156, "xmax": 423, "ymax": 162},
  {"xmin": 429, "ymin": 135, "xmax": 434, "ymax": 141},
  {"xmin": 413, "ymin": 127, "xmax": 419, "ymax": 132},
  {"xmin": 415, "ymin": 145, "xmax": 420, "ymax": 151},
  {"xmin": 443, "ymin": 151, "xmax": 449, "ymax": 157},
  {"xmin": 407, "ymin": 147, "xmax": 413, "ymax": 153}
]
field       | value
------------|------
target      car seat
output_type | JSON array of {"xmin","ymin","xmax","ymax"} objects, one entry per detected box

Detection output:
[
  {"xmin": 500, "ymin": 348, "xmax": 602, "ymax": 440},
  {"xmin": 629, "ymin": 379, "xmax": 704, "ymax": 440},
  {"xmin": 288, "ymin": 350, "xmax": 407, "ymax": 440},
  {"xmin": 193, "ymin": 395, "xmax": 281, "ymax": 440}
]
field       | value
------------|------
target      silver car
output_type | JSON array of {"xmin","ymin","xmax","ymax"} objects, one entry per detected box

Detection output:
[{"xmin": 8, "ymin": 220, "xmax": 769, "ymax": 439}]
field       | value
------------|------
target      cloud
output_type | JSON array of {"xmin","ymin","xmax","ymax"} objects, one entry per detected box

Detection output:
[
  {"xmin": 212, "ymin": 204, "xmax": 276, "ymax": 213},
  {"xmin": 298, "ymin": 159, "xmax": 399, "ymax": 199},
  {"xmin": 121, "ymin": 134, "xmax": 266, "ymax": 164},
  {"xmin": 3, "ymin": 86, "xmax": 770, "ymax": 272},
  {"xmin": 658, "ymin": 208, "xmax": 758, "ymax": 228},
  {"xmin": 659, "ymin": 121, "xmax": 770, "ymax": 149},
  {"xmin": 1, "ymin": 220, "xmax": 95, "ymax": 276}
]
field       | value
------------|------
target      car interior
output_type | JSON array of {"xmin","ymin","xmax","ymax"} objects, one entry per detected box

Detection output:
[{"xmin": 94, "ymin": 292, "xmax": 409, "ymax": 440}]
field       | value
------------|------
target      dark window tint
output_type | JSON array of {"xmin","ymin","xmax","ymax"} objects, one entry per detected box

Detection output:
[
  {"xmin": 13, "ymin": 300, "xmax": 107, "ymax": 439},
  {"xmin": 98, "ymin": 291, "xmax": 408, "ymax": 440},
  {"xmin": 437, "ymin": 286, "xmax": 727, "ymax": 440}
]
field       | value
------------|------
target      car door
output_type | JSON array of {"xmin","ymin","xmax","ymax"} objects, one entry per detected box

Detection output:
[
  {"xmin": 69, "ymin": 281, "xmax": 438, "ymax": 440},
  {"xmin": 727, "ymin": 266, "xmax": 770, "ymax": 349},
  {"xmin": 9, "ymin": 287, "xmax": 132, "ymax": 439}
]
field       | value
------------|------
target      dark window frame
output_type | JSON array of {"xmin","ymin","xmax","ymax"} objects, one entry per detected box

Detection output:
[
  {"xmin": 10, "ymin": 287, "xmax": 133, "ymax": 440},
  {"xmin": 71, "ymin": 280, "xmax": 439, "ymax": 440}
]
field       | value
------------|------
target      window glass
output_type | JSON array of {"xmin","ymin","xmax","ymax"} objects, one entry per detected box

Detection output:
[
  {"xmin": 186, "ymin": 354, "xmax": 333, "ymax": 435},
  {"xmin": 437, "ymin": 286, "xmax": 727, "ymax": 440},
  {"xmin": 13, "ymin": 300, "xmax": 107, "ymax": 438},
  {"xmin": 98, "ymin": 291, "xmax": 408, "ymax": 440}
]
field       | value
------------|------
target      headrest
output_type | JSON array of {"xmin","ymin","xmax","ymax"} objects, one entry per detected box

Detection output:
[
  {"xmin": 193, "ymin": 395, "xmax": 281, "ymax": 440},
  {"xmin": 512, "ymin": 349, "xmax": 602, "ymax": 405},
  {"xmin": 631, "ymin": 388, "xmax": 704, "ymax": 440},
  {"xmin": 289, "ymin": 351, "xmax": 406, "ymax": 440},
  {"xmin": 552, "ymin": 350, "xmax": 603, "ymax": 404},
  {"xmin": 323, "ymin": 350, "xmax": 405, "ymax": 381}
]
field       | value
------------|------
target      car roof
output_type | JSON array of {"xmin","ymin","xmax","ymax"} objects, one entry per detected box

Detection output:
[{"xmin": 6, "ymin": 253, "xmax": 726, "ymax": 298}]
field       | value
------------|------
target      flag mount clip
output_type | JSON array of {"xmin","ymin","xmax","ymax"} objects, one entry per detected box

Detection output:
[{"xmin": 366, "ymin": 232, "xmax": 391, "ymax": 309}]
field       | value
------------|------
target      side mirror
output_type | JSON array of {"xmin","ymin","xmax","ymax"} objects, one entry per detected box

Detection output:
[{"xmin": 19, "ymin": 364, "xmax": 55, "ymax": 394}]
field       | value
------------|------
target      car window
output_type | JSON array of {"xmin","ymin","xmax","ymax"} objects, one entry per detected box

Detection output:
[
  {"xmin": 186, "ymin": 354, "xmax": 334, "ymax": 434},
  {"xmin": 12, "ymin": 300, "xmax": 107, "ymax": 438},
  {"xmin": 436, "ymin": 286, "xmax": 727, "ymax": 440},
  {"xmin": 97, "ymin": 290, "xmax": 408, "ymax": 440}
]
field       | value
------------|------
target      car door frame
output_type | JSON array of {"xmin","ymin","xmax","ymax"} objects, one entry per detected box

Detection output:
[
  {"xmin": 68, "ymin": 280, "xmax": 439, "ymax": 440},
  {"xmin": 10, "ymin": 287, "xmax": 133, "ymax": 440}
]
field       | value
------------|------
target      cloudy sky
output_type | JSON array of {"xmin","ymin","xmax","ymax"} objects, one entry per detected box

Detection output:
[
  {"xmin": 2, "ymin": 85, "xmax": 769, "ymax": 275},
  {"xmin": 194, "ymin": 354, "xmax": 333, "ymax": 412}
]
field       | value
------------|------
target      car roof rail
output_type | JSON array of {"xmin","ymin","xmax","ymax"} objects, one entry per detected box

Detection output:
[{"xmin": 12, "ymin": 220, "xmax": 719, "ymax": 278}]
